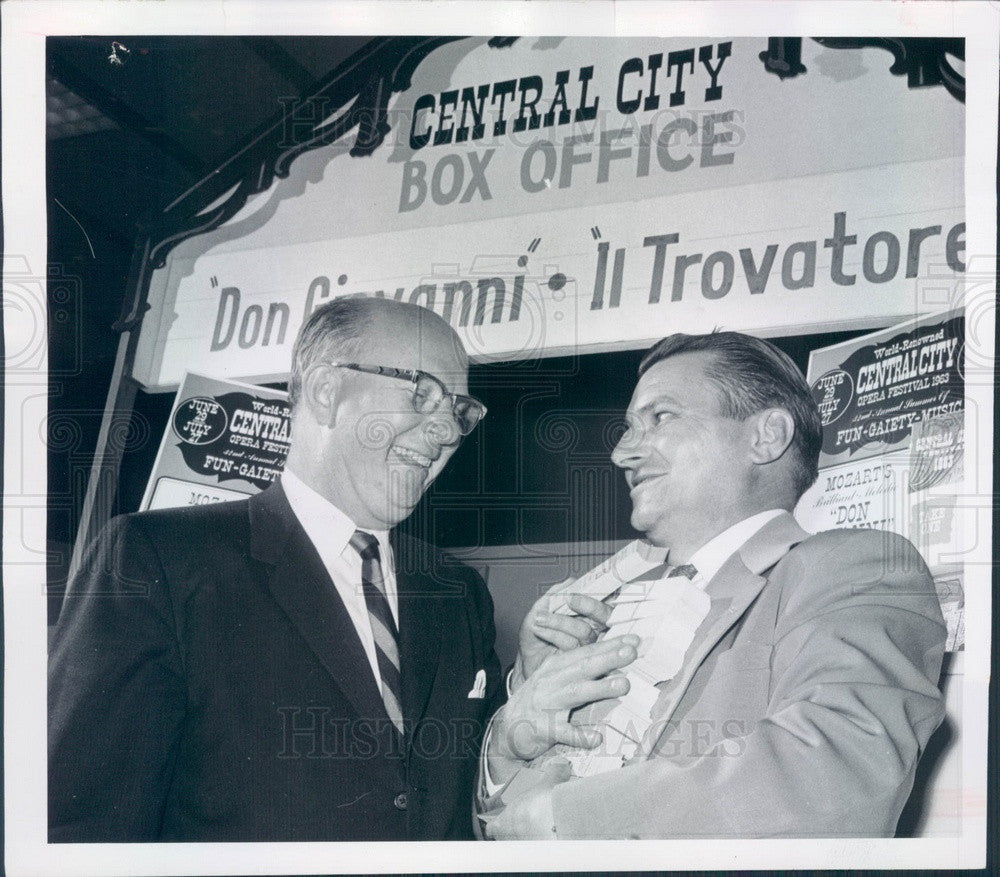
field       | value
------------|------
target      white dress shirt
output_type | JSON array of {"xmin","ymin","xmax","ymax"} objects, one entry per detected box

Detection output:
[
  {"xmin": 280, "ymin": 467, "xmax": 398, "ymax": 695},
  {"xmin": 682, "ymin": 508, "xmax": 785, "ymax": 588}
]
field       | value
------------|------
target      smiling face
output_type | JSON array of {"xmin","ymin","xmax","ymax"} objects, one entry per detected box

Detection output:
[
  {"xmin": 301, "ymin": 303, "xmax": 470, "ymax": 530},
  {"xmin": 611, "ymin": 351, "xmax": 759, "ymax": 557}
]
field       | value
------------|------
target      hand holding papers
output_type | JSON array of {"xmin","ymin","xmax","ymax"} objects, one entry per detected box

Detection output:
[
  {"xmin": 487, "ymin": 636, "xmax": 639, "ymax": 787},
  {"xmin": 562, "ymin": 576, "xmax": 710, "ymax": 778},
  {"xmin": 547, "ymin": 540, "xmax": 670, "ymax": 609},
  {"xmin": 511, "ymin": 540, "xmax": 668, "ymax": 689},
  {"xmin": 513, "ymin": 539, "xmax": 710, "ymax": 779},
  {"xmin": 514, "ymin": 591, "xmax": 613, "ymax": 688},
  {"xmin": 500, "ymin": 539, "xmax": 710, "ymax": 782}
]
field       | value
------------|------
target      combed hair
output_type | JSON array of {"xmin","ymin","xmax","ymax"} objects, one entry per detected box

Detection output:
[
  {"xmin": 287, "ymin": 297, "xmax": 374, "ymax": 408},
  {"xmin": 639, "ymin": 331, "xmax": 823, "ymax": 498}
]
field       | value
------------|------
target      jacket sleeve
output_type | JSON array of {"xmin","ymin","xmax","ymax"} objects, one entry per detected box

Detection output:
[
  {"xmin": 48, "ymin": 514, "xmax": 187, "ymax": 841},
  {"xmin": 543, "ymin": 531, "xmax": 947, "ymax": 838}
]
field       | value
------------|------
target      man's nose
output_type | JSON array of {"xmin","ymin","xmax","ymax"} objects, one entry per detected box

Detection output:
[
  {"xmin": 611, "ymin": 419, "xmax": 644, "ymax": 469},
  {"xmin": 422, "ymin": 404, "xmax": 462, "ymax": 447}
]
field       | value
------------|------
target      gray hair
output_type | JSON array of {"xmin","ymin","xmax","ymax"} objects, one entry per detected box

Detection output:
[
  {"xmin": 639, "ymin": 331, "xmax": 823, "ymax": 499},
  {"xmin": 287, "ymin": 296, "xmax": 375, "ymax": 408}
]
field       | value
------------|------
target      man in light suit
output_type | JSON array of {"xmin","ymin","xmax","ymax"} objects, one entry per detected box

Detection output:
[
  {"xmin": 480, "ymin": 331, "xmax": 947, "ymax": 839},
  {"xmin": 49, "ymin": 297, "xmax": 504, "ymax": 841}
]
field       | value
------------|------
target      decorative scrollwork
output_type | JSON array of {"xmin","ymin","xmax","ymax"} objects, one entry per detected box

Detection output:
[
  {"xmin": 813, "ymin": 37, "xmax": 964, "ymax": 103},
  {"xmin": 759, "ymin": 37, "xmax": 964, "ymax": 104},
  {"xmin": 356, "ymin": 413, "xmax": 395, "ymax": 451},
  {"xmin": 535, "ymin": 412, "xmax": 582, "ymax": 454},
  {"xmin": 115, "ymin": 36, "xmax": 519, "ymax": 338},
  {"xmin": 45, "ymin": 414, "xmax": 85, "ymax": 452},
  {"xmin": 759, "ymin": 38, "xmax": 807, "ymax": 80},
  {"xmin": 107, "ymin": 413, "xmax": 152, "ymax": 453},
  {"xmin": 601, "ymin": 415, "xmax": 630, "ymax": 454}
]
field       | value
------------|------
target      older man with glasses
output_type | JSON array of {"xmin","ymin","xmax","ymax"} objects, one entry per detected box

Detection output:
[{"xmin": 50, "ymin": 297, "xmax": 508, "ymax": 842}]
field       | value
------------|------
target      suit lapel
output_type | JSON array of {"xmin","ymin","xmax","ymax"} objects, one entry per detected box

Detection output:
[
  {"xmin": 391, "ymin": 532, "xmax": 443, "ymax": 741},
  {"xmin": 648, "ymin": 560, "xmax": 765, "ymax": 728},
  {"xmin": 647, "ymin": 512, "xmax": 810, "ymax": 735},
  {"xmin": 249, "ymin": 484, "xmax": 388, "ymax": 726}
]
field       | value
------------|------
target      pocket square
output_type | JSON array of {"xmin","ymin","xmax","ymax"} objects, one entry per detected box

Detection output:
[{"xmin": 467, "ymin": 668, "xmax": 487, "ymax": 698}]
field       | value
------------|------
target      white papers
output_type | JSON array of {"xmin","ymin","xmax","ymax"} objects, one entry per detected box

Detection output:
[
  {"xmin": 549, "ymin": 540, "xmax": 669, "ymax": 611},
  {"xmin": 562, "ymin": 572, "xmax": 711, "ymax": 777}
]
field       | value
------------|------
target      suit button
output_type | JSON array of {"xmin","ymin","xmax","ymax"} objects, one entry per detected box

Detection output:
[{"xmin": 394, "ymin": 793, "xmax": 408, "ymax": 811}]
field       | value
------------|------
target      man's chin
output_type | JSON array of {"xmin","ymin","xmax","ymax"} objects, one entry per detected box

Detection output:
[
  {"xmin": 387, "ymin": 489, "xmax": 426, "ymax": 523},
  {"xmin": 629, "ymin": 506, "xmax": 654, "ymax": 533},
  {"xmin": 370, "ymin": 497, "xmax": 420, "ymax": 529},
  {"xmin": 630, "ymin": 509, "xmax": 669, "ymax": 545},
  {"xmin": 388, "ymin": 466, "xmax": 429, "ymax": 493}
]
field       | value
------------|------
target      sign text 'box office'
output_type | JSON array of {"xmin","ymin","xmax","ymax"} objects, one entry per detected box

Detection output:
[{"xmin": 133, "ymin": 37, "xmax": 964, "ymax": 391}]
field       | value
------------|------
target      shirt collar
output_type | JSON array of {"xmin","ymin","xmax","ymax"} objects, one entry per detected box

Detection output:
[
  {"xmin": 685, "ymin": 509, "xmax": 786, "ymax": 586},
  {"xmin": 280, "ymin": 467, "xmax": 390, "ymax": 560}
]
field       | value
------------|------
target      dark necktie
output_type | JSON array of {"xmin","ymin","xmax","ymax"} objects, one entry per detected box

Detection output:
[
  {"xmin": 594, "ymin": 562, "xmax": 700, "ymax": 671},
  {"xmin": 349, "ymin": 530, "xmax": 404, "ymax": 737},
  {"xmin": 666, "ymin": 563, "xmax": 698, "ymax": 580},
  {"xmin": 604, "ymin": 562, "xmax": 698, "ymax": 608}
]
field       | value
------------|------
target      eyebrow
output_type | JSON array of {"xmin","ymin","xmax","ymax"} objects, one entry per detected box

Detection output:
[{"xmin": 634, "ymin": 394, "xmax": 683, "ymax": 416}]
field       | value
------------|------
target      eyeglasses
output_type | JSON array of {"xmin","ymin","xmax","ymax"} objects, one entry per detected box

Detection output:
[{"xmin": 330, "ymin": 362, "xmax": 487, "ymax": 436}]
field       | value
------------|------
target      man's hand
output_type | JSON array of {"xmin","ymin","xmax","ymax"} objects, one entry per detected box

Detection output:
[
  {"xmin": 514, "ymin": 591, "xmax": 615, "ymax": 690},
  {"xmin": 483, "ymin": 785, "xmax": 557, "ymax": 840},
  {"xmin": 489, "ymin": 635, "xmax": 638, "ymax": 785}
]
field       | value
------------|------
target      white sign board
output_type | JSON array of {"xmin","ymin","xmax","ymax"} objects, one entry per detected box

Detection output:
[{"xmin": 134, "ymin": 36, "xmax": 965, "ymax": 390}]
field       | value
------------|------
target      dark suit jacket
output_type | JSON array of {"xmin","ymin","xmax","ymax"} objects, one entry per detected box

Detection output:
[{"xmin": 49, "ymin": 482, "xmax": 503, "ymax": 842}]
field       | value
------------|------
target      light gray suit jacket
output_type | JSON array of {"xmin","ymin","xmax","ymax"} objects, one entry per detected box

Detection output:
[{"xmin": 478, "ymin": 513, "xmax": 947, "ymax": 838}]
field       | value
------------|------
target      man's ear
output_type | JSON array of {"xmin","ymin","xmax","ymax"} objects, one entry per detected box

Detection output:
[
  {"xmin": 748, "ymin": 408, "xmax": 795, "ymax": 464},
  {"xmin": 301, "ymin": 364, "xmax": 344, "ymax": 427}
]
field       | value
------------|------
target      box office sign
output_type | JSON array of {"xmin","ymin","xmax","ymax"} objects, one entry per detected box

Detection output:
[
  {"xmin": 140, "ymin": 372, "xmax": 290, "ymax": 510},
  {"xmin": 133, "ymin": 37, "xmax": 965, "ymax": 390}
]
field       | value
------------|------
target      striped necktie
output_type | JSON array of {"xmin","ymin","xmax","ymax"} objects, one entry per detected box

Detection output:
[{"xmin": 349, "ymin": 530, "xmax": 404, "ymax": 738}]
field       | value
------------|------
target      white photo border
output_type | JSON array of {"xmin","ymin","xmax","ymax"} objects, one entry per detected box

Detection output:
[{"xmin": 3, "ymin": 1, "xmax": 995, "ymax": 873}]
